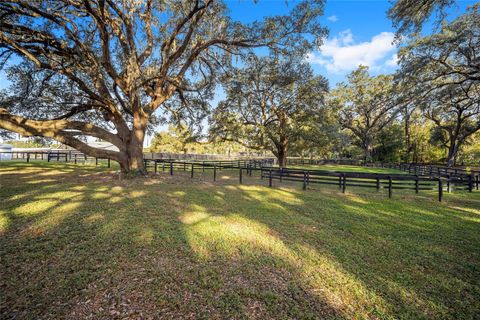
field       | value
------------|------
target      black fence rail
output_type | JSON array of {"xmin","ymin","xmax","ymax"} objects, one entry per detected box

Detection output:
[
  {"xmin": 365, "ymin": 162, "xmax": 478, "ymax": 179},
  {"xmin": 3, "ymin": 153, "xmax": 478, "ymax": 201},
  {"xmin": 261, "ymin": 168, "xmax": 478, "ymax": 197},
  {"xmin": 0, "ymin": 151, "xmax": 112, "ymax": 167},
  {"xmin": 144, "ymin": 158, "xmax": 273, "ymax": 171},
  {"xmin": 144, "ymin": 159, "xmax": 479, "ymax": 202},
  {"xmin": 144, "ymin": 152, "xmax": 271, "ymax": 161},
  {"xmin": 287, "ymin": 158, "xmax": 362, "ymax": 166}
]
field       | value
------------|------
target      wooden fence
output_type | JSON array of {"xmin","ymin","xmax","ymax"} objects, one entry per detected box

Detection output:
[
  {"xmin": 3, "ymin": 152, "xmax": 478, "ymax": 201},
  {"xmin": 286, "ymin": 158, "xmax": 362, "ymax": 166},
  {"xmin": 144, "ymin": 159, "xmax": 479, "ymax": 202},
  {"xmin": 365, "ymin": 162, "xmax": 478, "ymax": 179},
  {"xmin": 144, "ymin": 152, "xmax": 269, "ymax": 161},
  {"xmin": 0, "ymin": 151, "xmax": 112, "ymax": 167}
]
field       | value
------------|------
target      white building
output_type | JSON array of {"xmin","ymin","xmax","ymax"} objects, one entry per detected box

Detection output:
[{"xmin": 0, "ymin": 144, "xmax": 13, "ymax": 160}]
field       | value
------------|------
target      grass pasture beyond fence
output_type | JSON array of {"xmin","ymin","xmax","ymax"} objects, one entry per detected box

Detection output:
[{"xmin": 1, "ymin": 161, "xmax": 479, "ymax": 319}]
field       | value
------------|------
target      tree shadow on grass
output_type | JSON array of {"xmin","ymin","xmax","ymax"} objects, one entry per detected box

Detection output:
[
  {"xmin": 1, "ymin": 163, "xmax": 346, "ymax": 319},
  {"xmin": 219, "ymin": 183, "xmax": 480, "ymax": 319},
  {"xmin": 1, "ymin": 163, "xmax": 479, "ymax": 319}
]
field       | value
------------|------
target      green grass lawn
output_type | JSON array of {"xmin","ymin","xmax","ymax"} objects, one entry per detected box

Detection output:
[
  {"xmin": 284, "ymin": 164, "xmax": 406, "ymax": 174},
  {"xmin": 1, "ymin": 162, "xmax": 479, "ymax": 319}
]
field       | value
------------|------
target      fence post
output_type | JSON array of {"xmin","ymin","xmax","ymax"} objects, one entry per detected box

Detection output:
[
  {"xmin": 155, "ymin": 161, "xmax": 158, "ymax": 173},
  {"xmin": 239, "ymin": 168, "xmax": 243, "ymax": 184},
  {"xmin": 95, "ymin": 157, "xmax": 98, "ymax": 166},
  {"xmin": 47, "ymin": 152, "xmax": 51, "ymax": 162},
  {"xmin": 415, "ymin": 176, "xmax": 419, "ymax": 194},
  {"xmin": 202, "ymin": 161, "xmax": 205, "ymax": 172},
  {"xmin": 476, "ymin": 174, "xmax": 479, "ymax": 190},
  {"xmin": 438, "ymin": 178, "xmax": 443, "ymax": 202},
  {"xmin": 107, "ymin": 158, "xmax": 111, "ymax": 168},
  {"xmin": 213, "ymin": 165, "xmax": 217, "ymax": 181},
  {"xmin": 447, "ymin": 175, "xmax": 451, "ymax": 193},
  {"xmin": 183, "ymin": 162, "xmax": 186, "ymax": 171},
  {"xmin": 74, "ymin": 154, "xmax": 77, "ymax": 164},
  {"xmin": 342, "ymin": 174, "xmax": 346, "ymax": 193},
  {"xmin": 303, "ymin": 171, "xmax": 307, "ymax": 190},
  {"xmin": 376, "ymin": 175, "xmax": 380, "ymax": 191},
  {"xmin": 26, "ymin": 153, "xmax": 30, "ymax": 163},
  {"xmin": 269, "ymin": 169, "xmax": 273, "ymax": 188},
  {"xmin": 468, "ymin": 174, "xmax": 473, "ymax": 192},
  {"xmin": 338, "ymin": 175, "xmax": 342, "ymax": 189},
  {"xmin": 388, "ymin": 176, "xmax": 392, "ymax": 198},
  {"xmin": 279, "ymin": 167, "xmax": 283, "ymax": 182},
  {"xmin": 170, "ymin": 162, "xmax": 173, "ymax": 175},
  {"xmin": 191, "ymin": 163, "xmax": 194, "ymax": 178}
]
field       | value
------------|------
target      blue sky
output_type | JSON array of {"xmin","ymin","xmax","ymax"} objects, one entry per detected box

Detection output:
[
  {"xmin": 0, "ymin": 0, "xmax": 475, "ymax": 145},
  {"xmin": 226, "ymin": 0, "xmax": 474, "ymax": 86},
  {"xmin": 0, "ymin": 1, "xmax": 473, "ymax": 91},
  {"xmin": 0, "ymin": 1, "xmax": 473, "ymax": 89}
]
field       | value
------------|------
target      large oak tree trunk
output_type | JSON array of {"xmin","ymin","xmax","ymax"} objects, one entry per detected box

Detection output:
[
  {"xmin": 120, "ymin": 140, "xmax": 146, "ymax": 175},
  {"xmin": 119, "ymin": 113, "xmax": 148, "ymax": 175},
  {"xmin": 363, "ymin": 137, "xmax": 373, "ymax": 163},
  {"xmin": 404, "ymin": 108, "xmax": 412, "ymax": 162},
  {"xmin": 0, "ymin": 107, "xmax": 150, "ymax": 176},
  {"xmin": 446, "ymin": 141, "xmax": 460, "ymax": 167},
  {"xmin": 446, "ymin": 145, "xmax": 457, "ymax": 167},
  {"xmin": 274, "ymin": 143, "xmax": 288, "ymax": 168},
  {"xmin": 277, "ymin": 151, "xmax": 287, "ymax": 168}
]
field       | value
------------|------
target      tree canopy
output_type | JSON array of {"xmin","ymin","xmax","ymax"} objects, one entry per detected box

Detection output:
[
  {"xmin": 388, "ymin": 0, "xmax": 455, "ymax": 36},
  {"xmin": 396, "ymin": 4, "xmax": 480, "ymax": 166},
  {"xmin": 0, "ymin": 0, "xmax": 327, "ymax": 174},
  {"xmin": 330, "ymin": 66, "xmax": 398, "ymax": 161},
  {"xmin": 210, "ymin": 55, "xmax": 329, "ymax": 167}
]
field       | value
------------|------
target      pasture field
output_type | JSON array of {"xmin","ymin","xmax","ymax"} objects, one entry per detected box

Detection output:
[
  {"xmin": 281, "ymin": 164, "xmax": 406, "ymax": 174},
  {"xmin": 1, "ymin": 162, "xmax": 479, "ymax": 319}
]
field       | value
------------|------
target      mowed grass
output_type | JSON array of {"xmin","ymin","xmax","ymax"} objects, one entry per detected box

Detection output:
[
  {"xmin": 1, "ymin": 162, "xmax": 479, "ymax": 319},
  {"xmin": 284, "ymin": 164, "xmax": 406, "ymax": 174}
]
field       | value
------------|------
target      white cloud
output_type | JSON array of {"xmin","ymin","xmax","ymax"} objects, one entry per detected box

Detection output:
[
  {"xmin": 327, "ymin": 15, "xmax": 338, "ymax": 22},
  {"xmin": 307, "ymin": 30, "xmax": 397, "ymax": 74},
  {"xmin": 385, "ymin": 53, "xmax": 399, "ymax": 67}
]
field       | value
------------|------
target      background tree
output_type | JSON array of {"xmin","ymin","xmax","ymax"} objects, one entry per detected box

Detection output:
[
  {"xmin": 397, "ymin": 5, "xmax": 480, "ymax": 166},
  {"xmin": 424, "ymin": 84, "xmax": 480, "ymax": 166},
  {"xmin": 403, "ymin": 110, "xmax": 444, "ymax": 163},
  {"xmin": 210, "ymin": 55, "xmax": 328, "ymax": 167},
  {"xmin": 0, "ymin": 0, "xmax": 327, "ymax": 175},
  {"xmin": 401, "ymin": 103, "xmax": 417, "ymax": 162},
  {"xmin": 458, "ymin": 132, "xmax": 480, "ymax": 165},
  {"xmin": 150, "ymin": 123, "xmax": 200, "ymax": 154},
  {"xmin": 330, "ymin": 66, "xmax": 399, "ymax": 162},
  {"xmin": 388, "ymin": 0, "xmax": 455, "ymax": 36},
  {"xmin": 371, "ymin": 121, "xmax": 405, "ymax": 162},
  {"xmin": 288, "ymin": 105, "xmax": 343, "ymax": 159}
]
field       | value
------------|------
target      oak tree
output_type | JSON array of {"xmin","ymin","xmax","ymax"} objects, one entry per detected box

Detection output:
[
  {"xmin": 397, "ymin": 5, "xmax": 480, "ymax": 166},
  {"xmin": 330, "ymin": 66, "xmax": 399, "ymax": 162},
  {"xmin": 388, "ymin": 0, "xmax": 455, "ymax": 36},
  {"xmin": 0, "ymin": 0, "xmax": 326, "ymax": 174},
  {"xmin": 210, "ymin": 55, "xmax": 328, "ymax": 167}
]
